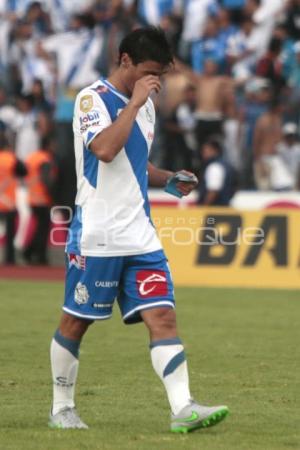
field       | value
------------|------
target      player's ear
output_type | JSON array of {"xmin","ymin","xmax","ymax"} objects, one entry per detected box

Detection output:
[{"xmin": 120, "ymin": 53, "xmax": 132, "ymax": 69}]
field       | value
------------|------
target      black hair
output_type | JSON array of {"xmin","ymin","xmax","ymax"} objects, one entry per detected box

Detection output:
[
  {"xmin": 269, "ymin": 37, "xmax": 282, "ymax": 54},
  {"xmin": 41, "ymin": 135, "xmax": 53, "ymax": 150},
  {"xmin": 204, "ymin": 137, "xmax": 223, "ymax": 155},
  {"xmin": 118, "ymin": 26, "xmax": 174, "ymax": 67}
]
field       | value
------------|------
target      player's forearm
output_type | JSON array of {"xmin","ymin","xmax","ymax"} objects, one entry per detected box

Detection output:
[
  {"xmin": 148, "ymin": 162, "xmax": 173, "ymax": 187},
  {"xmin": 90, "ymin": 101, "xmax": 139, "ymax": 162}
]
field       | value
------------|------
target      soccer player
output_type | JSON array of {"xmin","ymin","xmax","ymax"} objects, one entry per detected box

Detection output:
[{"xmin": 49, "ymin": 27, "xmax": 229, "ymax": 433}]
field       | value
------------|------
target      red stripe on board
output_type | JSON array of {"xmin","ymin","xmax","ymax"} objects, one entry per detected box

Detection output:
[{"xmin": 0, "ymin": 265, "xmax": 65, "ymax": 281}]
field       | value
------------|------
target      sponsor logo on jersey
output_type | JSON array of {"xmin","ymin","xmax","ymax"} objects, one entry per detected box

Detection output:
[
  {"xmin": 74, "ymin": 282, "xmax": 89, "ymax": 305},
  {"xmin": 92, "ymin": 302, "xmax": 113, "ymax": 309},
  {"xmin": 80, "ymin": 111, "xmax": 100, "ymax": 126},
  {"xmin": 147, "ymin": 131, "xmax": 154, "ymax": 141},
  {"xmin": 93, "ymin": 85, "xmax": 108, "ymax": 94},
  {"xmin": 80, "ymin": 94, "xmax": 93, "ymax": 113},
  {"xmin": 145, "ymin": 105, "xmax": 154, "ymax": 123},
  {"xmin": 136, "ymin": 270, "xmax": 168, "ymax": 298},
  {"xmin": 95, "ymin": 281, "xmax": 119, "ymax": 288},
  {"xmin": 69, "ymin": 253, "xmax": 86, "ymax": 270}
]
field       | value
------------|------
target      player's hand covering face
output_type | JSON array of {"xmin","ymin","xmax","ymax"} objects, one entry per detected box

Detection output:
[{"xmin": 130, "ymin": 75, "xmax": 161, "ymax": 108}]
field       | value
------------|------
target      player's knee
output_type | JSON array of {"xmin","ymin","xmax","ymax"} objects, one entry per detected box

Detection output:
[
  {"xmin": 59, "ymin": 312, "xmax": 93, "ymax": 340},
  {"xmin": 142, "ymin": 307, "xmax": 177, "ymax": 337}
]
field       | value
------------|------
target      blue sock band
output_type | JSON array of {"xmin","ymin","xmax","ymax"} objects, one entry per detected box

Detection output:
[
  {"xmin": 54, "ymin": 329, "xmax": 80, "ymax": 359},
  {"xmin": 163, "ymin": 350, "xmax": 186, "ymax": 377},
  {"xmin": 149, "ymin": 337, "xmax": 182, "ymax": 349}
]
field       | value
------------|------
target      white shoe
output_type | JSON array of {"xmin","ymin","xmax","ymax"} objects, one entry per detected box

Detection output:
[{"xmin": 48, "ymin": 407, "xmax": 89, "ymax": 429}]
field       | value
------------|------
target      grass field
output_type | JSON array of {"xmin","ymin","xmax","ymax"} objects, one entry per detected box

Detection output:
[{"xmin": 0, "ymin": 280, "xmax": 299, "ymax": 450}]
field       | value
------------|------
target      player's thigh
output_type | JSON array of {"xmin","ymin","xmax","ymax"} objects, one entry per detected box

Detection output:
[
  {"xmin": 64, "ymin": 253, "xmax": 123, "ymax": 321},
  {"xmin": 117, "ymin": 250, "xmax": 175, "ymax": 325}
]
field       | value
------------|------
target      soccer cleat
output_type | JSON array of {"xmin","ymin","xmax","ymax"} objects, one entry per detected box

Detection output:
[
  {"xmin": 48, "ymin": 407, "xmax": 89, "ymax": 429},
  {"xmin": 171, "ymin": 400, "xmax": 229, "ymax": 433}
]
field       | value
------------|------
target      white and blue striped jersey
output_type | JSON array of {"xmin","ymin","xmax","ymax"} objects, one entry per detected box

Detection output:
[{"xmin": 67, "ymin": 79, "xmax": 162, "ymax": 257}]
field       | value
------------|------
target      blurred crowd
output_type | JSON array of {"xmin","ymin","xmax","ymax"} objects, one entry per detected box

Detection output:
[{"xmin": 1, "ymin": 0, "xmax": 300, "ymax": 264}]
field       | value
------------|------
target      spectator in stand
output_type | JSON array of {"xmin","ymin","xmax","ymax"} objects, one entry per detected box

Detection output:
[
  {"xmin": 191, "ymin": 16, "xmax": 226, "ymax": 73},
  {"xmin": 226, "ymin": 14, "xmax": 259, "ymax": 82},
  {"xmin": 276, "ymin": 122, "xmax": 300, "ymax": 189},
  {"xmin": 23, "ymin": 136, "xmax": 57, "ymax": 264},
  {"xmin": 31, "ymin": 78, "xmax": 53, "ymax": 114},
  {"xmin": 197, "ymin": 138, "xmax": 236, "ymax": 205},
  {"xmin": 161, "ymin": 83, "xmax": 196, "ymax": 172},
  {"xmin": 0, "ymin": 133, "xmax": 27, "ymax": 264},
  {"xmin": 217, "ymin": 7, "xmax": 238, "ymax": 62},
  {"xmin": 8, "ymin": 17, "xmax": 53, "ymax": 96},
  {"xmin": 287, "ymin": 41, "xmax": 300, "ymax": 121},
  {"xmin": 14, "ymin": 93, "xmax": 41, "ymax": 161},
  {"xmin": 220, "ymin": 0, "xmax": 246, "ymax": 25},
  {"xmin": 256, "ymin": 37, "xmax": 286, "ymax": 93},
  {"xmin": 244, "ymin": 0, "xmax": 285, "ymax": 59},
  {"xmin": 253, "ymin": 95, "xmax": 287, "ymax": 189},
  {"xmin": 177, "ymin": 58, "xmax": 234, "ymax": 153},
  {"xmin": 137, "ymin": 0, "xmax": 180, "ymax": 26},
  {"xmin": 41, "ymin": 0, "xmax": 96, "ymax": 33},
  {"xmin": 284, "ymin": 0, "xmax": 300, "ymax": 41},
  {"xmin": 24, "ymin": 1, "xmax": 51, "ymax": 38},
  {"xmin": 238, "ymin": 77, "xmax": 271, "ymax": 187},
  {"xmin": 179, "ymin": 0, "xmax": 219, "ymax": 62},
  {"xmin": 273, "ymin": 23, "xmax": 296, "ymax": 81},
  {"xmin": 39, "ymin": 12, "xmax": 104, "ymax": 211}
]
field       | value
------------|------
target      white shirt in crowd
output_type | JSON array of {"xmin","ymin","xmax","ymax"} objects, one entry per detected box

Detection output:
[
  {"xmin": 0, "ymin": 104, "xmax": 40, "ymax": 160},
  {"xmin": 277, "ymin": 140, "xmax": 300, "ymax": 187},
  {"xmin": 9, "ymin": 37, "xmax": 53, "ymax": 95},
  {"xmin": 205, "ymin": 162, "xmax": 226, "ymax": 192},
  {"xmin": 42, "ymin": 27, "xmax": 104, "ymax": 88},
  {"xmin": 181, "ymin": 0, "xmax": 218, "ymax": 42},
  {"xmin": 251, "ymin": 0, "xmax": 286, "ymax": 58}
]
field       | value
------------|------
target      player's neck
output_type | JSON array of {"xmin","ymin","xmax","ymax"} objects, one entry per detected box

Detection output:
[{"xmin": 107, "ymin": 69, "xmax": 131, "ymax": 98}]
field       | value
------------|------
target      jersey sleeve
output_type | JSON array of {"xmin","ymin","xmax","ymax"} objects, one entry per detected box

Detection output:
[{"xmin": 73, "ymin": 89, "xmax": 112, "ymax": 148}]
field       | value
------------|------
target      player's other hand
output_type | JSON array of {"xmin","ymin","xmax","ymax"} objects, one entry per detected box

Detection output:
[
  {"xmin": 176, "ymin": 170, "xmax": 198, "ymax": 196},
  {"xmin": 130, "ymin": 76, "xmax": 161, "ymax": 108}
]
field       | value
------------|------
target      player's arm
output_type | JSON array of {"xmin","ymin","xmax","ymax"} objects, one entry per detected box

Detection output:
[
  {"xmin": 90, "ymin": 76, "xmax": 161, "ymax": 162},
  {"xmin": 148, "ymin": 162, "xmax": 173, "ymax": 187},
  {"xmin": 148, "ymin": 162, "xmax": 198, "ymax": 196}
]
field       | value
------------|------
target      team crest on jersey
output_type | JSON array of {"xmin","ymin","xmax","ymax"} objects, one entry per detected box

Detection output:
[
  {"xmin": 74, "ymin": 282, "xmax": 89, "ymax": 305},
  {"xmin": 69, "ymin": 253, "xmax": 86, "ymax": 270},
  {"xmin": 80, "ymin": 95, "xmax": 93, "ymax": 113},
  {"xmin": 145, "ymin": 105, "xmax": 154, "ymax": 123}
]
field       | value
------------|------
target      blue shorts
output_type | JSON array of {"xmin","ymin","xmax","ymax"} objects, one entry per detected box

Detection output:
[{"xmin": 63, "ymin": 249, "xmax": 175, "ymax": 324}]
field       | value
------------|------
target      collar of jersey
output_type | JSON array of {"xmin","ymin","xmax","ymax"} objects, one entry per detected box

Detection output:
[{"xmin": 101, "ymin": 79, "xmax": 129, "ymax": 103}]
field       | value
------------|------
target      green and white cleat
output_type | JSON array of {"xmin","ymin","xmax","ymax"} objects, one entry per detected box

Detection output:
[
  {"xmin": 171, "ymin": 400, "xmax": 229, "ymax": 433},
  {"xmin": 48, "ymin": 407, "xmax": 89, "ymax": 429}
]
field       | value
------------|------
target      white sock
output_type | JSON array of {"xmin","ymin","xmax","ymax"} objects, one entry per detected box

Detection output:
[
  {"xmin": 50, "ymin": 330, "xmax": 80, "ymax": 415},
  {"xmin": 150, "ymin": 338, "xmax": 191, "ymax": 415}
]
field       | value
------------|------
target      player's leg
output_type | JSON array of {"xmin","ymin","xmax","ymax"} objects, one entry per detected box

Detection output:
[
  {"xmin": 49, "ymin": 253, "xmax": 122, "ymax": 429},
  {"xmin": 141, "ymin": 306, "xmax": 192, "ymax": 415},
  {"xmin": 142, "ymin": 306, "xmax": 229, "ymax": 433},
  {"xmin": 50, "ymin": 313, "xmax": 92, "ymax": 426},
  {"xmin": 119, "ymin": 250, "xmax": 228, "ymax": 433}
]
